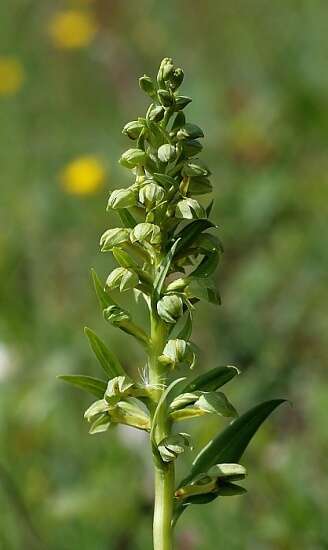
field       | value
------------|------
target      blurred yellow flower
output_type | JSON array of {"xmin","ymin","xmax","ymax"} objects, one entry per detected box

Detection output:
[
  {"xmin": 61, "ymin": 156, "xmax": 106, "ymax": 195},
  {"xmin": 0, "ymin": 56, "xmax": 25, "ymax": 96},
  {"xmin": 48, "ymin": 10, "xmax": 97, "ymax": 49}
]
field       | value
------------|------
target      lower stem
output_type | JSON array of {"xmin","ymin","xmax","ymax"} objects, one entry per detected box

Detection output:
[
  {"xmin": 149, "ymin": 310, "xmax": 174, "ymax": 549},
  {"xmin": 153, "ymin": 463, "xmax": 175, "ymax": 550}
]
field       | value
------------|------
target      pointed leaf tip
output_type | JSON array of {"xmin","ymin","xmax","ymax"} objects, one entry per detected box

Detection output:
[
  {"xmin": 188, "ymin": 399, "xmax": 286, "ymax": 484},
  {"xmin": 58, "ymin": 375, "xmax": 107, "ymax": 398},
  {"xmin": 84, "ymin": 327, "xmax": 125, "ymax": 378}
]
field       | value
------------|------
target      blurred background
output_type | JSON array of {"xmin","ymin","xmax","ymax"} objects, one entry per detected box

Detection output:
[{"xmin": 1, "ymin": 1, "xmax": 327, "ymax": 548}]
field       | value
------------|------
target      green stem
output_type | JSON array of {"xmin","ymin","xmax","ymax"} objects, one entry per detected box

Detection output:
[
  {"xmin": 153, "ymin": 463, "xmax": 175, "ymax": 550},
  {"xmin": 149, "ymin": 311, "xmax": 174, "ymax": 549}
]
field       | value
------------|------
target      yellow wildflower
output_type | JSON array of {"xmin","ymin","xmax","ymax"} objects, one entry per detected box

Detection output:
[
  {"xmin": 48, "ymin": 10, "xmax": 97, "ymax": 49},
  {"xmin": 0, "ymin": 56, "xmax": 25, "ymax": 96},
  {"xmin": 61, "ymin": 156, "xmax": 106, "ymax": 195}
]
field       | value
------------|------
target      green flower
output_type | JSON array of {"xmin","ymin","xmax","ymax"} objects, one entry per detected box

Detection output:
[
  {"xmin": 106, "ymin": 267, "xmax": 139, "ymax": 292},
  {"xmin": 100, "ymin": 228, "xmax": 130, "ymax": 251},
  {"xmin": 130, "ymin": 223, "xmax": 161, "ymax": 245}
]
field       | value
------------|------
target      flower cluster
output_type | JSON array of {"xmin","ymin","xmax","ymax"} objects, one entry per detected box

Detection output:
[{"xmin": 101, "ymin": 57, "xmax": 221, "ymax": 333}]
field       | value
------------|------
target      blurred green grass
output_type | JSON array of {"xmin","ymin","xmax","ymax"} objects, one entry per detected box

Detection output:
[{"xmin": 0, "ymin": 1, "xmax": 327, "ymax": 548}]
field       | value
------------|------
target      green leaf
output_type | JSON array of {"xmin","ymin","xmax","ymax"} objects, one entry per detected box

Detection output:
[
  {"xmin": 58, "ymin": 375, "xmax": 107, "ymax": 398},
  {"xmin": 153, "ymin": 173, "xmax": 177, "ymax": 189},
  {"xmin": 174, "ymin": 220, "xmax": 215, "ymax": 255},
  {"xmin": 183, "ymin": 365, "xmax": 240, "ymax": 393},
  {"xmin": 169, "ymin": 311, "xmax": 192, "ymax": 341},
  {"xmin": 190, "ymin": 251, "xmax": 219, "ymax": 278},
  {"xmin": 112, "ymin": 247, "xmax": 139, "ymax": 269},
  {"xmin": 188, "ymin": 278, "xmax": 221, "ymax": 305},
  {"xmin": 84, "ymin": 327, "xmax": 125, "ymax": 378},
  {"xmin": 206, "ymin": 199, "xmax": 214, "ymax": 218},
  {"xmin": 91, "ymin": 269, "xmax": 115, "ymax": 310},
  {"xmin": 182, "ymin": 482, "xmax": 246, "ymax": 505},
  {"xmin": 118, "ymin": 208, "xmax": 137, "ymax": 229},
  {"xmin": 179, "ymin": 493, "xmax": 218, "ymax": 505},
  {"xmin": 153, "ymin": 239, "xmax": 181, "ymax": 299},
  {"xmin": 173, "ymin": 399, "xmax": 285, "ymax": 523},
  {"xmin": 183, "ymin": 399, "xmax": 286, "ymax": 486},
  {"xmin": 150, "ymin": 378, "xmax": 186, "ymax": 461}
]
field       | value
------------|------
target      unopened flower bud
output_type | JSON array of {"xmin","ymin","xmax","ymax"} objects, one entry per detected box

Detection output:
[
  {"xmin": 106, "ymin": 267, "xmax": 139, "ymax": 292},
  {"xmin": 158, "ymin": 144, "xmax": 176, "ymax": 163},
  {"xmin": 157, "ymin": 57, "xmax": 174, "ymax": 87},
  {"xmin": 139, "ymin": 74, "xmax": 155, "ymax": 97},
  {"xmin": 157, "ymin": 294, "xmax": 183, "ymax": 324},
  {"xmin": 130, "ymin": 222, "xmax": 161, "ymax": 245},
  {"xmin": 107, "ymin": 187, "xmax": 137, "ymax": 209},
  {"xmin": 158, "ymin": 89, "xmax": 174, "ymax": 108},
  {"xmin": 147, "ymin": 104, "xmax": 165, "ymax": 122},
  {"xmin": 100, "ymin": 228, "xmax": 131, "ymax": 251},
  {"xmin": 169, "ymin": 68, "xmax": 184, "ymax": 91},
  {"xmin": 119, "ymin": 148, "xmax": 146, "ymax": 168},
  {"xmin": 139, "ymin": 183, "xmax": 165, "ymax": 209},
  {"xmin": 166, "ymin": 278, "xmax": 189, "ymax": 292},
  {"xmin": 160, "ymin": 57, "xmax": 174, "ymax": 80},
  {"xmin": 122, "ymin": 120, "xmax": 144, "ymax": 140}
]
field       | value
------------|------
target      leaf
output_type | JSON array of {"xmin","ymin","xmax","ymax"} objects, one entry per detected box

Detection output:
[
  {"xmin": 58, "ymin": 375, "xmax": 107, "ymax": 398},
  {"xmin": 118, "ymin": 208, "xmax": 137, "ymax": 228},
  {"xmin": 190, "ymin": 251, "xmax": 219, "ymax": 278},
  {"xmin": 84, "ymin": 327, "xmax": 125, "ymax": 378},
  {"xmin": 173, "ymin": 399, "xmax": 286, "ymax": 523},
  {"xmin": 183, "ymin": 365, "xmax": 240, "ymax": 393},
  {"xmin": 182, "ymin": 399, "xmax": 286, "ymax": 486},
  {"xmin": 153, "ymin": 172, "xmax": 177, "ymax": 189},
  {"xmin": 150, "ymin": 378, "xmax": 186, "ymax": 460},
  {"xmin": 210, "ymin": 463, "xmax": 247, "ymax": 481},
  {"xmin": 112, "ymin": 247, "xmax": 139, "ymax": 269},
  {"xmin": 188, "ymin": 278, "xmax": 221, "ymax": 305},
  {"xmin": 206, "ymin": 199, "xmax": 214, "ymax": 218},
  {"xmin": 173, "ymin": 220, "xmax": 216, "ymax": 255},
  {"xmin": 183, "ymin": 482, "xmax": 246, "ymax": 504},
  {"xmin": 153, "ymin": 238, "xmax": 181, "ymax": 299},
  {"xmin": 180, "ymin": 493, "xmax": 218, "ymax": 505},
  {"xmin": 91, "ymin": 269, "xmax": 115, "ymax": 310},
  {"xmin": 169, "ymin": 311, "xmax": 192, "ymax": 341}
]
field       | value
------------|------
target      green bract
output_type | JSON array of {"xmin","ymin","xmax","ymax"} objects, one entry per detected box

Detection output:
[{"xmin": 59, "ymin": 58, "xmax": 285, "ymax": 550}]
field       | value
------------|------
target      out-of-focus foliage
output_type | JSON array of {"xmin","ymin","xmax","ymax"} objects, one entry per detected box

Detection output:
[{"xmin": 0, "ymin": 1, "xmax": 327, "ymax": 549}]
